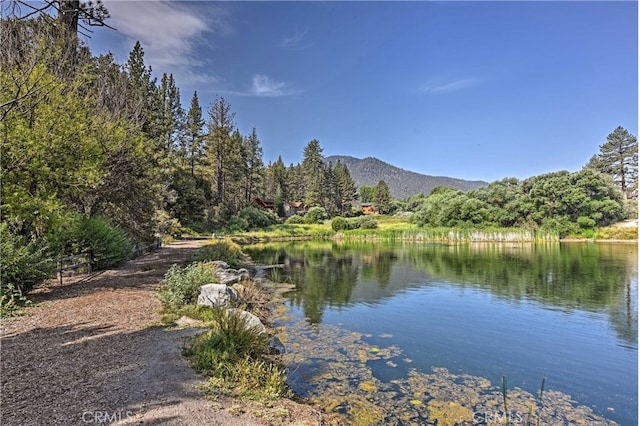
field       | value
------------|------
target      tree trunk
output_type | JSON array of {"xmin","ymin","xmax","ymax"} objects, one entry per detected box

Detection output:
[{"xmin": 58, "ymin": 0, "xmax": 80, "ymax": 34}]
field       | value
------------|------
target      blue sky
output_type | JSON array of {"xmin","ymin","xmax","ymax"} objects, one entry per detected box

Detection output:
[{"xmin": 88, "ymin": 1, "xmax": 637, "ymax": 183}]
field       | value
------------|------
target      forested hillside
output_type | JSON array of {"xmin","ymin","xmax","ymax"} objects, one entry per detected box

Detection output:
[{"xmin": 325, "ymin": 155, "xmax": 487, "ymax": 199}]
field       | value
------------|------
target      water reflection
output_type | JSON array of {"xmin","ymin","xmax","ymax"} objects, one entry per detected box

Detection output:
[{"xmin": 246, "ymin": 241, "xmax": 638, "ymax": 346}]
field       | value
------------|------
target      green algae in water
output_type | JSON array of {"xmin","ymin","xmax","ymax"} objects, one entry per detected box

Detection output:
[{"xmin": 275, "ymin": 311, "xmax": 619, "ymax": 425}]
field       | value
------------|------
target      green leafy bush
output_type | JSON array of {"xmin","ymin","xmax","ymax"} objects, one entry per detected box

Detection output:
[
  {"xmin": 227, "ymin": 216, "xmax": 250, "ymax": 233},
  {"xmin": 1, "ymin": 223, "xmax": 54, "ymax": 294},
  {"xmin": 577, "ymin": 216, "xmax": 596, "ymax": 229},
  {"xmin": 238, "ymin": 207, "xmax": 279, "ymax": 229},
  {"xmin": 332, "ymin": 217, "xmax": 348, "ymax": 232},
  {"xmin": 285, "ymin": 214, "xmax": 304, "ymax": 224},
  {"xmin": 357, "ymin": 216, "xmax": 379, "ymax": 229},
  {"xmin": 1, "ymin": 282, "xmax": 37, "ymax": 317},
  {"xmin": 76, "ymin": 217, "xmax": 133, "ymax": 269},
  {"xmin": 191, "ymin": 239, "xmax": 244, "ymax": 268},
  {"xmin": 304, "ymin": 206, "xmax": 328, "ymax": 224},
  {"xmin": 158, "ymin": 262, "xmax": 218, "ymax": 308}
]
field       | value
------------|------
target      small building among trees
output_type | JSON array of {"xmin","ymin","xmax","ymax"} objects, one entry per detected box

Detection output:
[
  {"xmin": 360, "ymin": 203, "xmax": 379, "ymax": 215},
  {"xmin": 253, "ymin": 197, "xmax": 277, "ymax": 212},
  {"xmin": 284, "ymin": 201, "xmax": 305, "ymax": 217}
]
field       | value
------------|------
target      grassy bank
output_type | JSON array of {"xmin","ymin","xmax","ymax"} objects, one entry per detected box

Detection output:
[
  {"xmin": 159, "ymin": 239, "xmax": 290, "ymax": 401},
  {"xmin": 228, "ymin": 216, "xmax": 561, "ymax": 243},
  {"xmin": 225, "ymin": 215, "xmax": 638, "ymax": 243},
  {"xmin": 338, "ymin": 226, "xmax": 559, "ymax": 242},
  {"xmin": 226, "ymin": 223, "xmax": 334, "ymax": 243}
]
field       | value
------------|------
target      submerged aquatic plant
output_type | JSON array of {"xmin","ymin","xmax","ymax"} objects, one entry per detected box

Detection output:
[
  {"xmin": 502, "ymin": 374, "xmax": 509, "ymax": 425},
  {"xmin": 274, "ymin": 314, "xmax": 616, "ymax": 425}
]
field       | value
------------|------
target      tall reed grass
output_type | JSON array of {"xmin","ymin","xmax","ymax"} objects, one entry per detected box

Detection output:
[{"xmin": 338, "ymin": 227, "xmax": 559, "ymax": 242}]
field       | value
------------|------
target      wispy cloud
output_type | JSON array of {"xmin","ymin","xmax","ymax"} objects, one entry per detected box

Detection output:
[
  {"xmin": 279, "ymin": 27, "xmax": 313, "ymax": 51},
  {"xmin": 220, "ymin": 74, "xmax": 301, "ymax": 98},
  {"xmin": 419, "ymin": 78, "xmax": 480, "ymax": 94},
  {"xmin": 103, "ymin": 0, "xmax": 229, "ymax": 85},
  {"xmin": 251, "ymin": 75, "xmax": 290, "ymax": 97}
]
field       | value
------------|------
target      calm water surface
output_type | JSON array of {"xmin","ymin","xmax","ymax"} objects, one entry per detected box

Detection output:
[{"xmin": 245, "ymin": 241, "xmax": 637, "ymax": 424}]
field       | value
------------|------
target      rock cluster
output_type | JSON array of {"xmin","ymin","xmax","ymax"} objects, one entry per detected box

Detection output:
[{"xmin": 196, "ymin": 261, "xmax": 283, "ymax": 353}]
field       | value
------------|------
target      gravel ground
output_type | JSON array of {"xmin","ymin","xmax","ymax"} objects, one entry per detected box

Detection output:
[{"xmin": 1, "ymin": 240, "xmax": 324, "ymax": 426}]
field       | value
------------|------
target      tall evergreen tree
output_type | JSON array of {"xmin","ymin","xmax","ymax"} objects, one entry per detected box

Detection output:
[
  {"xmin": 157, "ymin": 73, "xmax": 184, "ymax": 156},
  {"xmin": 321, "ymin": 162, "xmax": 339, "ymax": 215},
  {"xmin": 585, "ymin": 126, "xmax": 638, "ymax": 198},
  {"xmin": 241, "ymin": 128, "xmax": 265, "ymax": 205},
  {"xmin": 265, "ymin": 156, "xmax": 289, "ymax": 201},
  {"xmin": 334, "ymin": 160, "xmax": 358, "ymax": 215},
  {"xmin": 373, "ymin": 180, "xmax": 392, "ymax": 214},
  {"xmin": 183, "ymin": 91, "xmax": 205, "ymax": 176},
  {"xmin": 301, "ymin": 139, "xmax": 324, "ymax": 206},
  {"xmin": 223, "ymin": 129, "xmax": 245, "ymax": 212},
  {"xmin": 125, "ymin": 41, "xmax": 156, "ymax": 134},
  {"xmin": 288, "ymin": 163, "xmax": 305, "ymax": 202},
  {"xmin": 204, "ymin": 96, "xmax": 235, "ymax": 205}
]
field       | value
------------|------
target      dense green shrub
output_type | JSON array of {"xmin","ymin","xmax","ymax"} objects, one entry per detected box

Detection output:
[
  {"xmin": 411, "ymin": 170, "xmax": 624, "ymax": 235},
  {"xmin": 540, "ymin": 217, "xmax": 577, "ymax": 238},
  {"xmin": 577, "ymin": 216, "xmax": 596, "ymax": 229},
  {"xmin": 1, "ymin": 282, "xmax": 37, "ymax": 317},
  {"xmin": 238, "ymin": 207, "xmax": 279, "ymax": 229},
  {"xmin": 332, "ymin": 217, "xmax": 348, "ymax": 231},
  {"xmin": 285, "ymin": 214, "xmax": 305, "ymax": 224},
  {"xmin": 191, "ymin": 239, "xmax": 244, "ymax": 268},
  {"xmin": 158, "ymin": 262, "xmax": 218, "ymax": 308},
  {"xmin": 77, "ymin": 217, "xmax": 133, "ymax": 269},
  {"xmin": 0, "ymin": 223, "xmax": 54, "ymax": 294},
  {"xmin": 304, "ymin": 206, "xmax": 328, "ymax": 224},
  {"xmin": 48, "ymin": 216, "xmax": 132, "ymax": 269},
  {"xmin": 227, "ymin": 216, "xmax": 250, "ymax": 233},
  {"xmin": 357, "ymin": 216, "xmax": 379, "ymax": 229}
]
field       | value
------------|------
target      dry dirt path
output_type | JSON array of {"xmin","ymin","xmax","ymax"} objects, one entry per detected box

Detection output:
[{"xmin": 1, "ymin": 240, "xmax": 322, "ymax": 426}]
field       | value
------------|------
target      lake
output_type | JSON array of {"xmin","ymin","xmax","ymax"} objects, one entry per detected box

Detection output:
[{"xmin": 245, "ymin": 241, "xmax": 638, "ymax": 425}]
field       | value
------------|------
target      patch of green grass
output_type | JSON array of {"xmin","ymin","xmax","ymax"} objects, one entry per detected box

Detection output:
[
  {"xmin": 160, "ymin": 304, "xmax": 217, "ymax": 325},
  {"xmin": 191, "ymin": 239, "xmax": 245, "ymax": 268},
  {"xmin": 239, "ymin": 223, "xmax": 333, "ymax": 239},
  {"xmin": 184, "ymin": 307, "xmax": 288, "ymax": 400},
  {"xmin": 595, "ymin": 226, "xmax": 638, "ymax": 240},
  {"xmin": 158, "ymin": 262, "xmax": 218, "ymax": 309}
]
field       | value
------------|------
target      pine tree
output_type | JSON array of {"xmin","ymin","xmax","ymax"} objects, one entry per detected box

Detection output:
[
  {"xmin": 334, "ymin": 160, "xmax": 358, "ymax": 215},
  {"xmin": 183, "ymin": 91, "xmax": 205, "ymax": 176},
  {"xmin": 223, "ymin": 129, "xmax": 245, "ymax": 212},
  {"xmin": 125, "ymin": 41, "xmax": 156, "ymax": 133},
  {"xmin": 205, "ymin": 97, "xmax": 235, "ymax": 205},
  {"xmin": 301, "ymin": 139, "xmax": 324, "ymax": 206},
  {"xmin": 288, "ymin": 163, "xmax": 305, "ymax": 202},
  {"xmin": 157, "ymin": 73, "xmax": 184, "ymax": 156},
  {"xmin": 586, "ymin": 126, "xmax": 638, "ymax": 198},
  {"xmin": 266, "ymin": 156, "xmax": 288, "ymax": 201},
  {"xmin": 241, "ymin": 128, "xmax": 264, "ymax": 205},
  {"xmin": 321, "ymin": 161, "xmax": 338, "ymax": 215},
  {"xmin": 373, "ymin": 180, "xmax": 392, "ymax": 214}
]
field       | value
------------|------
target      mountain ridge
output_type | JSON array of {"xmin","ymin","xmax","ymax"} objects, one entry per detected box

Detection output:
[{"xmin": 324, "ymin": 155, "xmax": 488, "ymax": 200}]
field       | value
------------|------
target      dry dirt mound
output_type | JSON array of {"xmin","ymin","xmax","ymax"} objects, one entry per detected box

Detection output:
[{"xmin": 0, "ymin": 241, "xmax": 323, "ymax": 426}]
